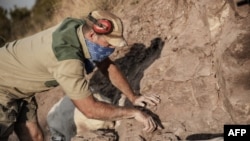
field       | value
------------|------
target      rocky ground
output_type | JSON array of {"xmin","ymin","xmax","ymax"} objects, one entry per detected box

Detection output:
[{"xmin": 7, "ymin": 0, "xmax": 250, "ymax": 140}]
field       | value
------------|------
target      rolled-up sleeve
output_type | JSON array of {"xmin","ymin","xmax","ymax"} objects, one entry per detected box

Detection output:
[{"xmin": 49, "ymin": 59, "xmax": 92, "ymax": 100}]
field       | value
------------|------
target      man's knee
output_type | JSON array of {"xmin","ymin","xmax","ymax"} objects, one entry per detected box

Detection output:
[{"xmin": 15, "ymin": 122, "xmax": 43, "ymax": 141}]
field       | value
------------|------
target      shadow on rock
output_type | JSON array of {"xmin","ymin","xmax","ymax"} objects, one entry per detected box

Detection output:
[
  {"xmin": 90, "ymin": 37, "xmax": 165, "ymax": 104},
  {"xmin": 186, "ymin": 133, "xmax": 224, "ymax": 140}
]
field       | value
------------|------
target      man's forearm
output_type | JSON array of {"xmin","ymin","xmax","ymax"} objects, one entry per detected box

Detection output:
[
  {"xmin": 85, "ymin": 101, "xmax": 137, "ymax": 120},
  {"xmin": 107, "ymin": 63, "xmax": 137, "ymax": 102},
  {"xmin": 72, "ymin": 95, "xmax": 139, "ymax": 121},
  {"xmin": 72, "ymin": 95, "xmax": 159, "ymax": 133},
  {"xmin": 97, "ymin": 58, "xmax": 137, "ymax": 102}
]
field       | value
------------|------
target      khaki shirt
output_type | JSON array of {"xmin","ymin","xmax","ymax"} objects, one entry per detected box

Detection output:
[{"xmin": 0, "ymin": 18, "xmax": 92, "ymax": 105}]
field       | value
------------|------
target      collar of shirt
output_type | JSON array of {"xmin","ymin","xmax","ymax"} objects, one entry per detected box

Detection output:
[{"xmin": 77, "ymin": 25, "xmax": 91, "ymax": 59}]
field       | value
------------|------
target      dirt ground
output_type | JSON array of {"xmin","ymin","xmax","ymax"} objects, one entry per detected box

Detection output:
[{"xmin": 6, "ymin": 0, "xmax": 250, "ymax": 141}]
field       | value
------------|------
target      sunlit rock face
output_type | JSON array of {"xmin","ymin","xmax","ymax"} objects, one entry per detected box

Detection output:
[{"xmin": 109, "ymin": 0, "xmax": 249, "ymax": 140}]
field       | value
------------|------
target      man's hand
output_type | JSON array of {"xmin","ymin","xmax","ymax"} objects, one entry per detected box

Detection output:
[
  {"xmin": 133, "ymin": 94, "xmax": 160, "ymax": 107},
  {"xmin": 134, "ymin": 110, "xmax": 161, "ymax": 132}
]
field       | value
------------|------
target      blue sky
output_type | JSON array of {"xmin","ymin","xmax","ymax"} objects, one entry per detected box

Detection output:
[{"xmin": 0, "ymin": 0, "xmax": 36, "ymax": 11}]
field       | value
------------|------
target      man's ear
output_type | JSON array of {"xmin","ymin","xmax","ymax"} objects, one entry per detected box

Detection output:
[
  {"xmin": 85, "ymin": 30, "xmax": 96, "ymax": 41},
  {"xmin": 89, "ymin": 30, "xmax": 95, "ymax": 38},
  {"xmin": 92, "ymin": 32, "xmax": 100, "ymax": 42}
]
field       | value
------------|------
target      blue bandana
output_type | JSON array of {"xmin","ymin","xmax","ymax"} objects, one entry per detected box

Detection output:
[{"xmin": 85, "ymin": 39, "xmax": 115, "ymax": 62}]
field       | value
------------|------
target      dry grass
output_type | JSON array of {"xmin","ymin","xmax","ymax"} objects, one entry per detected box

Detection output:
[{"xmin": 3, "ymin": 0, "xmax": 126, "ymax": 41}]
